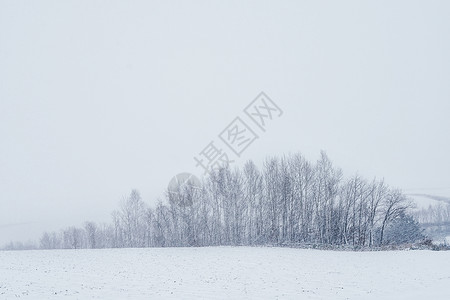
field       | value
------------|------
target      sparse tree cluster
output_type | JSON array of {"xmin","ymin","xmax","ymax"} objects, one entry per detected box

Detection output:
[
  {"xmin": 412, "ymin": 203, "xmax": 450, "ymax": 224},
  {"xmin": 411, "ymin": 203, "xmax": 450, "ymax": 243},
  {"xmin": 37, "ymin": 152, "xmax": 423, "ymax": 250}
]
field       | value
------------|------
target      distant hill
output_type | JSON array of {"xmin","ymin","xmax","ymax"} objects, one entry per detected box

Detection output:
[{"xmin": 407, "ymin": 193, "xmax": 450, "ymax": 210}]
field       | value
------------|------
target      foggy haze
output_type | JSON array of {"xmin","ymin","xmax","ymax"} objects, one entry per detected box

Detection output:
[{"xmin": 1, "ymin": 0, "xmax": 449, "ymax": 245}]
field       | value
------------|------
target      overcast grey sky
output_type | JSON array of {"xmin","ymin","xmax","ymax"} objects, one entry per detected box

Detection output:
[{"xmin": 1, "ymin": 0, "xmax": 449, "ymax": 245}]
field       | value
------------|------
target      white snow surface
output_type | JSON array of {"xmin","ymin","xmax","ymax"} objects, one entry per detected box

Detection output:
[{"xmin": 1, "ymin": 247, "xmax": 449, "ymax": 299}]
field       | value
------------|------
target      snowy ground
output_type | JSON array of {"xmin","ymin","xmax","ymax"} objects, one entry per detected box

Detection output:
[{"xmin": 1, "ymin": 247, "xmax": 449, "ymax": 299}]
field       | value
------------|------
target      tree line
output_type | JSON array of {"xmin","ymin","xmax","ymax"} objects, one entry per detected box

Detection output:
[
  {"xmin": 35, "ymin": 152, "xmax": 424, "ymax": 250},
  {"xmin": 411, "ymin": 203, "xmax": 450, "ymax": 244},
  {"xmin": 412, "ymin": 203, "xmax": 450, "ymax": 224}
]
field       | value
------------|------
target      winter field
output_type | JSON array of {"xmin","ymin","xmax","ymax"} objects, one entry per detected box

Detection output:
[{"xmin": 1, "ymin": 247, "xmax": 449, "ymax": 300}]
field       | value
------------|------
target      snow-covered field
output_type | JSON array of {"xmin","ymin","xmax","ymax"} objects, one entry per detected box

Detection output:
[{"xmin": 1, "ymin": 247, "xmax": 449, "ymax": 300}]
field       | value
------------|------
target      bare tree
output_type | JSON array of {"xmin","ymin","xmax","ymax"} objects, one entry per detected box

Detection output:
[
  {"xmin": 85, "ymin": 221, "xmax": 98, "ymax": 249},
  {"xmin": 379, "ymin": 189, "xmax": 411, "ymax": 245}
]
